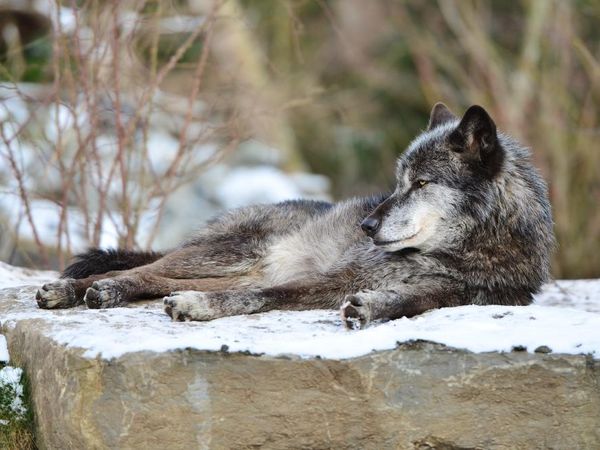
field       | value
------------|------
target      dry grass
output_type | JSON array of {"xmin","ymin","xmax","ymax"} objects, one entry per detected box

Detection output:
[{"xmin": 0, "ymin": 425, "xmax": 36, "ymax": 450}]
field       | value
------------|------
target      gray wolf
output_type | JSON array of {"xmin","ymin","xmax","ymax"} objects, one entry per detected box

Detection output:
[{"xmin": 36, "ymin": 103, "xmax": 554, "ymax": 328}]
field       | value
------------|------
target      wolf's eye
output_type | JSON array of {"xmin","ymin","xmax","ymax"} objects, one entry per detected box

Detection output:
[{"xmin": 415, "ymin": 179, "xmax": 428, "ymax": 188}]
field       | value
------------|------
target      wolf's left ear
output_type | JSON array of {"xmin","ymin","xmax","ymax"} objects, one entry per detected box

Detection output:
[
  {"xmin": 427, "ymin": 102, "xmax": 457, "ymax": 130},
  {"xmin": 450, "ymin": 105, "xmax": 503, "ymax": 177},
  {"xmin": 450, "ymin": 105, "xmax": 498, "ymax": 157}
]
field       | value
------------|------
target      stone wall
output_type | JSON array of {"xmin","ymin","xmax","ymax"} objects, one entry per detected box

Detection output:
[
  {"xmin": 4, "ymin": 321, "xmax": 600, "ymax": 449},
  {"xmin": 1, "ymin": 277, "xmax": 599, "ymax": 449}
]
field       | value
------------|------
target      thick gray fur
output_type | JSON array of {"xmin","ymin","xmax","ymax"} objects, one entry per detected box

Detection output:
[{"xmin": 37, "ymin": 103, "xmax": 554, "ymax": 329}]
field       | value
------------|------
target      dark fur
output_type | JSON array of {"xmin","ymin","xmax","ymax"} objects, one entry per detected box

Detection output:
[
  {"xmin": 62, "ymin": 249, "xmax": 163, "ymax": 279},
  {"xmin": 37, "ymin": 103, "xmax": 555, "ymax": 329}
]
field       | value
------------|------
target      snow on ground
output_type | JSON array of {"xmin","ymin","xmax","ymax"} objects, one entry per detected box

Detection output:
[
  {"xmin": 0, "ymin": 262, "xmax": 58, "ymax": 289},
  {"xmin": 0, "ymin": 366, "xmax": 26, "ymax": 420},
  {"xmin": 0, "ymin": 335, "xmax": 7, "ymax": 364},
  {"xmin": 0, "ymin": 264, "xmax": 599, "ymax": 360}
]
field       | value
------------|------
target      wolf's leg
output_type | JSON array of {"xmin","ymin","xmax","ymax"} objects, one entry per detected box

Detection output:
[
  {"xmin": 163, "ymin": 279, "xmax": 348, "ymax": 321},
  {"xmin": 83, "ymin": 274, "xmax": 257, "ymax": 309},
  {"xmin": 38, "ymin": 243, "xmax": 264, "ymax": 310},
  {"xmin": 340, "ymin": 288, "xmax": 463, "ymax": 329},
  {"xmin": 163, "ymin": 279, "xmax": 464, "ymax": 325},
  {"xmin": 37, "ymin": 241, "xmax": 264, "ymax": 309}
]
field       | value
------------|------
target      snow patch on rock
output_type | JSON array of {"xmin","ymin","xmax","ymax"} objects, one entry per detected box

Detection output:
[
  {"xmin": 0, "ymin": 366, "xmax": 26, "ymax": 422},
  {"xmin": 0, "ymin": 262, "xmax": 57, "ymax": 289},
  {"xmin": 0, "ymin": 335, "xmax": 8, "ymax": 364},
  {"xmin": 0, "ymin": 263, "xmax": 599, "ymax": 360}
]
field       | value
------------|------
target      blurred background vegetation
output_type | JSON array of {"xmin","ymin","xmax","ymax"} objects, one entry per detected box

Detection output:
[{"xmin": 0, "ymin": 0, "xmax": 598, "ymax": 278}]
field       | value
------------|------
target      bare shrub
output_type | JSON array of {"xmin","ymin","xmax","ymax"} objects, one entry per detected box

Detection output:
[{"xmin": 0, "ymin": 0, "xmax": 244, "ymax": 268}]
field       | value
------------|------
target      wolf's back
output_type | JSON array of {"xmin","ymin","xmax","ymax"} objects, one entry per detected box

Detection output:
[{"xmin": 62, "ymin": 248, "xmax": 164, "ymax": 279}]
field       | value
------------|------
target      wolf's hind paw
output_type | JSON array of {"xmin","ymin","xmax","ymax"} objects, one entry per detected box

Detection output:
[
  {"xmin": 36, "ymin": 279, "xmax": 78, "ymax": 309},
  {"xmin": 84, "ymin": 280, "xmax": 124, "ymax": 309},
  {"xmin": 340, "ymin": 294, "xmax": 372, "ymax": 329}
]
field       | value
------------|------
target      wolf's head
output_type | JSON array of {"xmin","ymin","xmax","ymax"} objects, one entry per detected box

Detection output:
[{"xmin": 362, "ymin": 103, "xmax": 510, "ymax": 253}]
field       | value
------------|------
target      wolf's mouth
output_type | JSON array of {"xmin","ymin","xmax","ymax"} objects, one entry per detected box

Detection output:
[{"xmin": 373, "ymin": 230, "xmax": 420, "ymax": 247}]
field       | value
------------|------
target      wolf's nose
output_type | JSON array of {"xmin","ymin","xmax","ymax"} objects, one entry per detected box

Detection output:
[{"xmin": 361, "ymin": 216, "xmax": 380, "ymax": 237}]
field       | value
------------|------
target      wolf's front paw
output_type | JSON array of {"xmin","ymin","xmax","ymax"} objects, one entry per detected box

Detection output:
[
  {"xmin": 36, "ymin": 279, "xmax": 78, "ymax": 309},
  {"xmin": 84, "ymin": 279, "xmax": 124, "ymax": 309},
  {"xmin": 341, "ymin": 293, "xmax": 373, "ymax": 329},
  {"xmin": 163, "ymin": 291, "xmax": 220, "ymax": 322}
]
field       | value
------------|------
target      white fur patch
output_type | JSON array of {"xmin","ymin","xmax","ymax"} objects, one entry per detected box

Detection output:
[{"xmin": 263, "ymin": 200, "xmax": 365, "ymax": 285}]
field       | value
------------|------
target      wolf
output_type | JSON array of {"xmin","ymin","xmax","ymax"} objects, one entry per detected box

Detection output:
[{"xmin": 36, "ymin": 103, "xmax": 554, "ymax": 328}]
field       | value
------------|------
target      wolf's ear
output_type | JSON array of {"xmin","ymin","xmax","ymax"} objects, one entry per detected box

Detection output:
[
  {"xmin": 427, "ymin": 102, "xmax": 457, "ymax": 130},
  {"xmin": 450, "ymin": 105, "xmax": 498, "ymax": 157},
  {"xmin": 450, "ymin": 105, "xmax": 503, "ymax": 177}
]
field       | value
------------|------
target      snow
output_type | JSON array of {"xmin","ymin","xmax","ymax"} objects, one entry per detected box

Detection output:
[
  {"xmin": 0, "ymin": 194, "xmax": 158, "ymax": 253},
  {"xmin": 0, "ymin": 264, "xmax": 599, "ymax": 360},
  {"xmin": 212, "ymin": 166, "xmax": 331, "ymax": 209},
  {"xmin": 0, "ymin": 367, "xmax": 22, "ymax": 389},
  {"xmin": 0, "ymin": 262, "xmax": 57, "ymax": 289},
  {"xmin": 0, "ymin": 366, "xmax": 26, "ymax": 418},
  {"xmin": 214, "ymin": 166, "xmax": 306, "ymax": 208},
  {"xmin": 0, "ymin": 335, "xmax": 7, "ymax": 364},
  {"xmin": 0, "ymin": 93, "xmax": 29, "ymax": 126},
  {"xmin": 158, "ymin": 15, "xmax": 206, "ymax": 34},
  {"xmin": 0, "ymin": 115, "xmax": 330, "ymax": 251},
  {"xmin": 34, "ymin": 1, "xmax": 77, "ymax": 33}
]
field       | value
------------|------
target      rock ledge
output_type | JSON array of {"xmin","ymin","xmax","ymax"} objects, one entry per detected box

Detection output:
[{"xmin": 0, "ymin": 274, "xmax": 599, "ymax": 449}]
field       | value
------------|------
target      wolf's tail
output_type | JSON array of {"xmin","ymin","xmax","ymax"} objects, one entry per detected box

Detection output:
[{"xmin": 61, "ymin": 248, "xmax": 164, "ymax": 279}]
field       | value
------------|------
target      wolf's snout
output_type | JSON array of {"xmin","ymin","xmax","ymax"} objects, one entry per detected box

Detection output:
[{"xmin": 361, "ymin": 216, "xmax": 381, "ymax": 237}]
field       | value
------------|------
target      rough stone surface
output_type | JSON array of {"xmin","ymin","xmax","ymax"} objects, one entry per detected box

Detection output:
[
  {"xmin": 5, "ymin": 322, "xmax": 600, "ymax": 449},
  {"xmin": 1, "ymin": 282, "xmax": 600, "ymax": 449}
]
